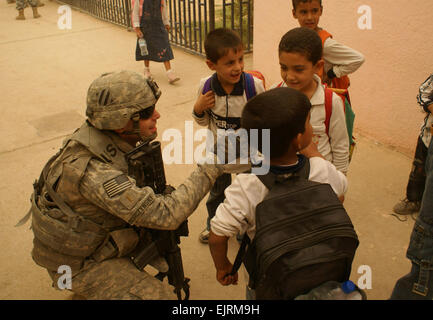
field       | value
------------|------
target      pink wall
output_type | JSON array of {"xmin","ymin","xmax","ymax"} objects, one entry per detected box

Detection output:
[{"xmin": 253, "ymin": 0, "xmax": 433, "ymax": 155}]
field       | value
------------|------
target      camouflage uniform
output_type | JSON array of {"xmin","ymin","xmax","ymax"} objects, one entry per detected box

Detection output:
[
  {"xmin": 27, "ymin": 71, "xmax": 223, "ymax": 299},
  {"xmin": 16, "ymin": 0, "xmax": 38, "ymax": 10}
]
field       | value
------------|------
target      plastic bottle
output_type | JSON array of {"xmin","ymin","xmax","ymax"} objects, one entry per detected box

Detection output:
[
  {"xmin": 138, "ymin": 37, "xmax": 148, "ymax": 56},
  {"xmin": 295, "ymin": 280, "xmax": 363, "ymax": 300}
]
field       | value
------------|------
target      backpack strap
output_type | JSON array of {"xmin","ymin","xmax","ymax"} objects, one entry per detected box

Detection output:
[
  {"xmin": 244, "ymin": 72, "xmax": 256, "ymax": 100},
  {"xmin": 324, "ymin": 86, "xmax": 333, "ymax": 137},
  {"xmin": 202, "ymin": 76, "xmax": 213, "ymax": 95},
  {"xmin": 202, "ymin": 72, "xmax": 256, "ymax": 101}
]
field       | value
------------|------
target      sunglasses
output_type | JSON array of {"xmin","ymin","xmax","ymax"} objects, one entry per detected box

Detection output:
[{"xmin": 131, "ymin": 105, "xmax": 155, "ymax": 121}]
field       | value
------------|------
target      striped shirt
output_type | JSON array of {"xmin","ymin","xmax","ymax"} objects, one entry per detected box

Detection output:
[{"xmin": 417, "ymin": 74, "xmax": 433, "ymax": 147}]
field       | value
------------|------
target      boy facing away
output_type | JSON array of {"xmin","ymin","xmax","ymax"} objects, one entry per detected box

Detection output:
[
  {"xmin": 273, "ymin": 27, "xmax": 349, "ymax": 173},
  {"xmin": 292, "ymin": 0, "xmax": 365, "ymax": 89},
  {"xmin": 192, "ymin": 28, "xmax": 265, "ymax": 243},
  {"xmin": 208, "ymin": 87, "xmax": 348, "ymax": 293}
]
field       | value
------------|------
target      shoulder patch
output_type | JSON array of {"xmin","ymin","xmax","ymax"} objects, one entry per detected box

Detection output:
[{"xmin": 103, "ymin": 174, "xmax": 132, "ymax": 198}]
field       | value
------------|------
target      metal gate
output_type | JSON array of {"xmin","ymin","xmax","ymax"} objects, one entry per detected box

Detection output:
[
  {"xmin": 57, "ymin": 0, "xmax": 132, "ymax": 28},
  {"xmin": 56, "ymin": 0, "xmax": 253, "ymax": 57},
  {"xmin": 167, "ymin": 0, "xmax": 254, "ymax": 56}
]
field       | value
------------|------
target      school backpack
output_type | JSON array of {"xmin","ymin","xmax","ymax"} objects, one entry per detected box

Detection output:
[
  {"xmin": 317, "ymin": 30, "xmax": 350, "ymax": 90},
  {"xmin": 202, "ymin": 71, "xmax": 265, "ymax": 99},
  {"xmin": 324, "ymin": 86, "xmax": 356, "ymax": 161},
  {"xmin": 231, "ymin": 159, "xmax": 359, "ymax": 300}
]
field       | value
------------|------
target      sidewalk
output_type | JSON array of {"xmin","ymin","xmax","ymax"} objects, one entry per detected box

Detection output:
[{"xmin": 0, "ymin": 1, "xmax": 417, "ymax": 300}]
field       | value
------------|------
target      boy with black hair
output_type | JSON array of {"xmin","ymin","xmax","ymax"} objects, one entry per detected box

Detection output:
[
  {"xmin": 208, "ymin": 87, "xmax": 348, "ymax": 294},
  {"xmin": 273, "ymin": 27, "xmax": 349, "ymax": 173},
  {"xmin": 291, "ymin": 0, "xmax": 364, "ymax": 89},
  {"xmin": 192, "ymin": 28, "xmax": 265, "ymax": 243}
]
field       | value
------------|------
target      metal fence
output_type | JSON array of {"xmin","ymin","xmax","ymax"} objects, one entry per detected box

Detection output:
[
  {"xmin": 58, "ymin": 0, "xmax": 132, "ymax": 28},
  {"xmin": 56, "ymin": 0, "xmax": 253, "ymax": 56}
]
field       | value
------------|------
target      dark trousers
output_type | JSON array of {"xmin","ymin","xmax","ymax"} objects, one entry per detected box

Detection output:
[
  {"xmin": 406, "ymin": 136, "xmax": 428, "ymax": 202},
  {"xmin": 391, "ymin": 137, "xmax": 433, "ymax": 299},
  {"xmin": 205, "ymin": 173, "xmax": 231, "ymax": 230}
]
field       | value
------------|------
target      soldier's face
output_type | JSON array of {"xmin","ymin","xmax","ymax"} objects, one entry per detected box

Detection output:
[
  {"xmin": 139, "ymin": 108, "xmax": 160, "ymax": 138},
  {"xmin": 117, "ymin": 108, "xmax": 160, "ymax": 144}
]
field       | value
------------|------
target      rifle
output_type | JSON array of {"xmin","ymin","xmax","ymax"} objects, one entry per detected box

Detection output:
[{"xmin": 125, "ymin": 141, "xmax": 190, "ymax": 300}]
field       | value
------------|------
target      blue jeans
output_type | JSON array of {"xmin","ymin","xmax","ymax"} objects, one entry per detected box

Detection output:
[{"xmin": 391, "ymin": 138, "xmax": 433, "ymax": 299}]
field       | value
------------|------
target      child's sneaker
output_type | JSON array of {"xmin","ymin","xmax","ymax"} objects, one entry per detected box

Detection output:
[
  {"xmin": 144, "ymin": 67, "xmax": 152, "ymax": 79},
  {"xmin": 393, "ymin": 198, "xmax": 421, "ymax": 215},
  {"xmin": 199, "ymin": 228, "xmax": 210, "ymax": 244},
  {"xmin": 167, "ymin": 69, "xmax": 180, "ymax": 84}
]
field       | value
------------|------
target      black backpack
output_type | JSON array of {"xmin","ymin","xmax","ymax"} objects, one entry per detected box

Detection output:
[{"xmin": 231, "ymin": 159, "xmax": 359, "ymax": 299}]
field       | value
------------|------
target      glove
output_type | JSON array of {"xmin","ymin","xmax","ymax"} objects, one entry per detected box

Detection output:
[{"xmin": 148, "ymin": 255, "xmax": 169, "ymax": 273}]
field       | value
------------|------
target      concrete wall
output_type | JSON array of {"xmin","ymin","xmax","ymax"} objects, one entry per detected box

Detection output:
[{"xmin": 253, "ymin": 0, "xmax": 433, "ymax": 155}]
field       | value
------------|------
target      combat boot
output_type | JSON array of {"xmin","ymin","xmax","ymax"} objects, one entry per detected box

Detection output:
[
  {"xmin": 16, "ymin": 9, "xmax": 25, "ymax": 20},
  {"xmin": 32, "ymin": 7, "xmax": 41, "ymax": 19}
]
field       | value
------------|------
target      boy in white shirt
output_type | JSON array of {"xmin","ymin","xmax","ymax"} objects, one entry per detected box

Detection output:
[
  {"xmin": 291, "ymin": 0, "xmax": 365, "ymax": 89},
  {"xmin": 273, "ymin": 27, "xmax": 349, "ymax": 173},
  {"xmin": 208, "ymin": 87, "xmax": 348, "ymax": 290}
]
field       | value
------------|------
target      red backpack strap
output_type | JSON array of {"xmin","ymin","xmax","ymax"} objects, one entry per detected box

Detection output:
[
  {"xmin": 276, "ymin": 81, "xmax": 284, "ymax": 88},
  {"xmin": 246, "ymin": 70, "xmax": 266, "ymax": 90},
  {"xmin": 324, "ymin": 86, "xmax": 333, "ymax": 136}
]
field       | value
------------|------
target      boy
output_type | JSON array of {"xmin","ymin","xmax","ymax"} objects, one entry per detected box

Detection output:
[
  {"xmin": 274, "ymin": 27, "xmax": 349, "ymax": 173},
  {"xmin": 292, "ymin": 0, "xmax": 365, "ymax": 89},
  {"xmin": 192, "ymin": 28, "xmax": 265, "ymax": 243},
  {"xmin": 208, "ymin": 87, "xmax": 348, "ymax": 294},
  {"xmin": 393, "ymin": 74, "xmax": 433, "ymax": 215}
]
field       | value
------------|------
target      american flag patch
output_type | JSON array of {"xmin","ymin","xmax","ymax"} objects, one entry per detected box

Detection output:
[{"xmin": 103, "ymin": 175, "xmax": 132, "ymax": 198}]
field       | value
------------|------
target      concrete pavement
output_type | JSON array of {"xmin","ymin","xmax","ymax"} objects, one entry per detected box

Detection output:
[{"xmin": 0, "ymin": 1, "xmax": 419, "ymax": 300}]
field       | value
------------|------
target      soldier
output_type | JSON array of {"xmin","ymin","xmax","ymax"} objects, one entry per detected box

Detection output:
[
  {"xmin": 23, "ymin": 71, "xmax": 239, "ymax": 299},
  {"xmin": 15, "ymin": 0, "xmax": 41, "ymax": 20}
]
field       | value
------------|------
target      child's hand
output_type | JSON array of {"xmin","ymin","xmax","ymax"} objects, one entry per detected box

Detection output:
[
  {"xmin": 134, "ymin": 27, "xmax": 143, "ymax": 38},
  {"xmin": 216, "ymin": 263, "xmax": 238, "ymax": 286},
  {"xmin": 428, "ymin": 103, "xmax": 433, "ymax": 113},
  {"xmin": 194, "ymin": 91, "xmax": 215, "ymax": 115},
  {"xmin": 300, "ymin": 141, "xmax": 324, "ymax": 159}
]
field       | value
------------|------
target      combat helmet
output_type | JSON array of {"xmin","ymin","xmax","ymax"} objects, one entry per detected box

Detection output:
[{"xmin": 86, "ymin": 70, "xmax": 161, "ymax": 130}]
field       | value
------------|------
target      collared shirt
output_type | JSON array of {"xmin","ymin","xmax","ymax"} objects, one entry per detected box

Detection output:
[
  {"xmin": 192, "ymin": 72, "xmax": 265, "ymax": 140},
  {"xmin": 211, "ymin": 155, "xmax": 348, "ymax": 240},
  {"xmin": 271, "ymin": 75, "xmax": 350, "ymax": 173}
]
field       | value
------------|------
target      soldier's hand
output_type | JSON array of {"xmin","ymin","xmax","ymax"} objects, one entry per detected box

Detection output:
[{"xmin": 163, "ymin": 185, "xmax": 175, "ymax": 195}]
